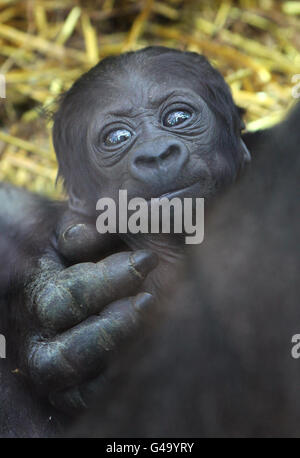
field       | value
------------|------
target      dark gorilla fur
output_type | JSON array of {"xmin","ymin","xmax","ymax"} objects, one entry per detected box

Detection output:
[
  {"xmin": 67, "ymin": 102, "xmax": 300, "ymax": 438},
  {"xmin": 0, "ymin": 46, "xmax": 299, "ymax": 437}
]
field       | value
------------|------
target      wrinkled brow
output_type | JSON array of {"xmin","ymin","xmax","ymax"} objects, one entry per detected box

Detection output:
[
  {"xmin": 100, "ymin": 88, "xmax": 195, "ymax": 119},
  {"xmin": 99, "ymin": 103, "xmax": 136, "ymax": 118}
]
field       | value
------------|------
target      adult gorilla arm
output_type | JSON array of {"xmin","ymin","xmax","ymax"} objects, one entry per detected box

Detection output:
[
  {"xmin": 0, "ymin": 183, "xmax": 157, "ymax": 437},
  {"xmin": 0, "ymin": 183, "xmax": 63, "ymax": 436}
]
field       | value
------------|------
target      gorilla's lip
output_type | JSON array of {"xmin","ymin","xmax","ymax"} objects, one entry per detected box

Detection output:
[{"xmin": 151, "ymin": 181, "xmax": 200, "ymax": 201}]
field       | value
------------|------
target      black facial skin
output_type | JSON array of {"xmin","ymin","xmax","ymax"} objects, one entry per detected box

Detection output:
[{"xmin": 2, "ymin": 46, "xmax": 292, "ymax": 438}]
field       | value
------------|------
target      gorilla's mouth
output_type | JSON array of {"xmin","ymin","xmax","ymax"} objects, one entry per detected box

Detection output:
[{"xmin": 151, "ymin": 181, "xmax": 201, "ymax": 201}]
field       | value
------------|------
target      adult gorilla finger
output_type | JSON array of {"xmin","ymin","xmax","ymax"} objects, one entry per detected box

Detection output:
[
  {"xmin": 55, "ymin": 209, "xmax": 121, "ymax": 263},
  {"xmin": 35, "ymin": 250, "xmax": 158, "ymax": 331},
  {"xmin": 28, "ymin": 292, "xmax": 155, "ymax": 393}
]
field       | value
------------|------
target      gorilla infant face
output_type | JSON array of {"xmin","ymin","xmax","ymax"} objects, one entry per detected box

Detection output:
[
  {"xmin": 87, "ymin": 71, "xmax": 221, "ymax": 202},
  {"xmin": 53, "ymin": 47, "xmax": 247, "ymax": 214}
]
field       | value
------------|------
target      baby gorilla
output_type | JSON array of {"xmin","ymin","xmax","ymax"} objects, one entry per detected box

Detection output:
[
  {"xmin": 1, "ymin": 47, "xmax": 250, "ymax": 436},
  {"xmin": 53, "ymin": 46, "xmax": 250, "ymax": 295}
]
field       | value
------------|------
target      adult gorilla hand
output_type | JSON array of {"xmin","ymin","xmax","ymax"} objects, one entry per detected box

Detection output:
[{"xmin": 17, "ymin": 210, "xmax": 157, "ymax": 414}]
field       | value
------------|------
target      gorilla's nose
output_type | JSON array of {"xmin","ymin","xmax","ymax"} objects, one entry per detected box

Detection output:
[{"xmin": 130, "ymin": 138, "xmax": 188, "ymax": 182}]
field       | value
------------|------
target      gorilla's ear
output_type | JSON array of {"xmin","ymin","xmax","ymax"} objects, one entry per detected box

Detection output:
[
  {"xmin": 241, "ymin": 139, "xmax": 251, "ymax": 163},
  {"xmin": 68, "ymin": 185, "xmax": 91, "ymax": 216}
]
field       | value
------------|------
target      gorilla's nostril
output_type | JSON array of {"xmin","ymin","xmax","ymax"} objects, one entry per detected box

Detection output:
[
  {"xmin": 135, "ymin": 156, "xmax": 157, "ymax": 168},
  {"xmin": 159, "ymin": 145, "xmax": 180, "ymax": 162}
]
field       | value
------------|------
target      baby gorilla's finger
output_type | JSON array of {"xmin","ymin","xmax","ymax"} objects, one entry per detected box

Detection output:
[
  {"xmin": 55, "ymin": 209, "xmax": 120, "ymax": 263},
  {"xmin": 35, "ymin": 250, "xmax": 158, "ymax": 331},
  {"xmin": 28, "ymin": 292, "xmax": 155, "ymax": 392}
]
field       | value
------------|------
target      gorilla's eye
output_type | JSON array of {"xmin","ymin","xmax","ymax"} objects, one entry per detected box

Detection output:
[
  {"xmin": 104, "ymin": 129, "xmax": 132, "ymax": 147},
  {"xmin": 163, "ymin": 110, "xmax": 191, "ymax": 128}
]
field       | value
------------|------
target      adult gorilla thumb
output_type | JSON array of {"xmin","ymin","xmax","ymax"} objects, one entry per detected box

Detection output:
[{"xmin": 55, "ymin": 209, "xmax": 122, "ymax": 264}]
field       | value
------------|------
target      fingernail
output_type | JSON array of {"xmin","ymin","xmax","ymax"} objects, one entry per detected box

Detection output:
[
  {"xmin": 63, "ymin": 224, "xmax": 87, "ymax": 241},
  {"xmin": 131, "ymin": 250, "xmax": 158, "ymax": 278},
  {"xmin": 133, "ymin": 292, "xmax": 156, "ymax": 311}
]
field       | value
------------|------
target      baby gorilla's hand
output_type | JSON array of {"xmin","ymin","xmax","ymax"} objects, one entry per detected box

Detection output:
[{"xmin": 19, "ymin": 221, "xmax": 157, "ymax": 413}]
